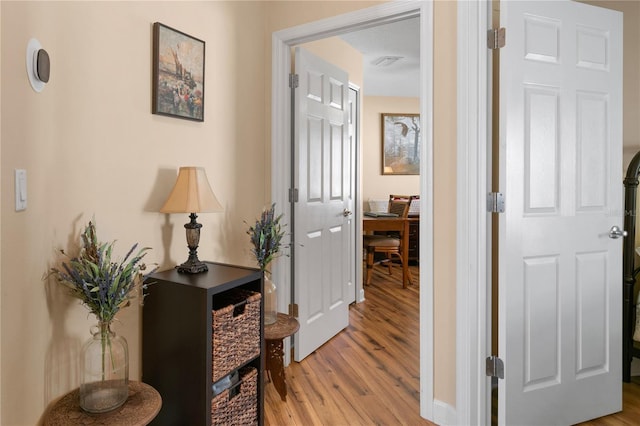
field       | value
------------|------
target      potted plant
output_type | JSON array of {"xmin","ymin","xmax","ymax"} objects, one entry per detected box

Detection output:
[
  {"xmin": 247, "ymin": 203, "xmax": 286, "ymax": 324},
  {"xmin": 49, "ymin": 220, "xmax": 155, "ymax": 413}
]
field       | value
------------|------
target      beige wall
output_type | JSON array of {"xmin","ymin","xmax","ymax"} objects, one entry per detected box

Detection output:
[
  {"xmin": 362, "ymin": 96, "xmax": 420, "ymax": 207},
  {"xmin": 0, "ymin": 1, "xmax": 458, "ymax": 423},
  {"xmin": 1, "ymin": 2, "xmax": 270, "ymax": 423},
  {"xmin": 432, "ymin": 0, "xmax": 457, "ymax": 407}
]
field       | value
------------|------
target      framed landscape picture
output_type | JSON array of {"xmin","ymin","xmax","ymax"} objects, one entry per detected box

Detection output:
[
  {"xmin": 381, "ymin": 113, "xmax": 421, "ymax": 175},
  {"xmin": 152, "ymin": 22, "xmax": 205, "ymax": 121}
]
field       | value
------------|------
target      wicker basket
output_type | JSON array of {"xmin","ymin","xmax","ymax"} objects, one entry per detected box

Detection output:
[
  {"xmin": 212, "ymin": 289, "xmax": 261, "ymax": 382},
  {"xmin": 211, "ymin": 366, "xmax": 258, "ymax": 426}
]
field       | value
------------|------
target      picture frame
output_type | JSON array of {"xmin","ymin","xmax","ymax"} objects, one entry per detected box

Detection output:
[
  {"xmin": 381, "ymin": 113, "xmax": 421, "ymax": 175},
  {"xmin": 152, "ymin": 22, "xmax": 205, "ymax": 122}
]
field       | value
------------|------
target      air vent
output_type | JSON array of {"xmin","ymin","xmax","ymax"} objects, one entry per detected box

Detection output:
[{"xmin": 372, "ymin": 56, "xmax": 403, "ymax": 67}]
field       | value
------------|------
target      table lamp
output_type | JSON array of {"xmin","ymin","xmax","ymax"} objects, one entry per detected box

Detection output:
[{"xmin": 160, "ymin": 166, "xmax": 223, "ymax": 273}]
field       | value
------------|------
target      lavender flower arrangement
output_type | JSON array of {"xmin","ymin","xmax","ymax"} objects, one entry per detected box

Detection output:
[
  {"xmin": 49, "ymin": 221, "xmax": 156, "ymax": 323},
  {"xmin": 247, "ymin": 203, "xmax": 286, "ymax": 272}
]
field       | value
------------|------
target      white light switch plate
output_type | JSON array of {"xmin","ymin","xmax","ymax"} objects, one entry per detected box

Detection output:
[{"xmin": 15, "ymin": 169, "xmax": 27, "ymax": 211}]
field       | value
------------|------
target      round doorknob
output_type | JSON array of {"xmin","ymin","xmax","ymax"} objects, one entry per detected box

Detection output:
[
  {"xmin": 343, "ymin": 209, "xmax": 352, "ymax": 217},
  {"xmin": 609, "ymin": 226, "xmax": 627, "ymax": 239}
]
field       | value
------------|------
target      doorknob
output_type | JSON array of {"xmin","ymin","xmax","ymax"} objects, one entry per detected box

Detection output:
[
  {"xmin": 343, "ymin": 209, "xmax": 352, "ymax": 217},
  {"xmin": 609, "ymin": 226, "xmax": 627, "ymax": 239}
]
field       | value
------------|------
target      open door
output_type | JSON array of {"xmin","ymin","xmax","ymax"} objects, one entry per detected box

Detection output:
[
  {"xmin": 293, "ymin": 47, "xmax": 351, "ymax": 361},
  {"xmin": 498, "ymin": 1, "xmax": 623, "ymax": 424}
]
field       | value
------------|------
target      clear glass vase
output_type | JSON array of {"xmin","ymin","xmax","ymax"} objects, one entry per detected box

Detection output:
[
  {"xmin": 264, "ymin": 272, "xmax": 278, "ymax": 325},
  {"xmin": 79, "ymin": 321, "xmax": 129, "ymax": 413}
]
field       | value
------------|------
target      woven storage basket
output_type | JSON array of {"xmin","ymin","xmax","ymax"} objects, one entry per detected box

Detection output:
[
  {"xmin": 211, "ymin": 366, "xmax": 258, "ymax": 426},
  {"xmin": 212, "ymin": 289, "xmax": 261, "ymax": 382}
]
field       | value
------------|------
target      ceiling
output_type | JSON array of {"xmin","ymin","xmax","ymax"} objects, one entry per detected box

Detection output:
[{"xmin": 339, "ymin": 17, "xmax": 420, "ymax": 97}]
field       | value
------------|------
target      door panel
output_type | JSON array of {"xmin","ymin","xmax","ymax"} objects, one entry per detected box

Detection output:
[
  {"xmin": 294, "ymin": 47, "xmax": 350, "ymax": 361},
  {"xmin": 499, "ymin": 1, "xmax": 622, "ymax": 425}
]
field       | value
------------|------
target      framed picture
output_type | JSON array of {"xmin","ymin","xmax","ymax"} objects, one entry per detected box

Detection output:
[
  {"xmin": 381, "ymin": 113, "xmax": 421, "ymax": 175},
  {"xmin": 152, "ymin": 22, "xmax": 205, "ymax": 121}
]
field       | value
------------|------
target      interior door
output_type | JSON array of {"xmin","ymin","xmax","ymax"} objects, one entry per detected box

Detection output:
[
  {"xmin": 498, "ymin": 1, "xmax": 622, "ymax": 425},
  {"xmin": 293, "ymin": 47, "xmax": 350, "ymax": 361}
]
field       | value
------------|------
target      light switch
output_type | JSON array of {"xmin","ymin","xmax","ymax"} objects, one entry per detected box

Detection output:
[{"xmin": 15, "ymin": 169, "xmax": 27, "ymax": 211}]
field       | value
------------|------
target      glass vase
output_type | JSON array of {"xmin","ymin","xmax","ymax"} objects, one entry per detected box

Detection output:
[
  {"xmin": 79, "ymin": 321, "xmax": 129, "ymax": 413},
  {"xmin": 264, "ymin": 272, "xmax": 278, "ymax": 325}
]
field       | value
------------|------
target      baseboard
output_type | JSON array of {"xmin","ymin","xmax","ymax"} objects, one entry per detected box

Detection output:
[{"xmin": 433, "ymin": 399, "xmax": 457, "ymax": 426}]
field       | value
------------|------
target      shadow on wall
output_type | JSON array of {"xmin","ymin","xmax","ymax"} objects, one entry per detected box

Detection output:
[
  {"xmin": 42, "ymin": 214, "xmax": 87, "ymax": 413},
  {"xmin": 144, "ymin": 167, "xmax": 180, "ymax": 270}
]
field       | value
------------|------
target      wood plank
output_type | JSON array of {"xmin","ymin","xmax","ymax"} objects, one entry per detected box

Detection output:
[
  {"xmin": 265, "ymin": 265, "xmax": 432, "ymax": 425},
  {"xmin": 265, "ymin": 264, "xmax": 640, "ymax": 425}
]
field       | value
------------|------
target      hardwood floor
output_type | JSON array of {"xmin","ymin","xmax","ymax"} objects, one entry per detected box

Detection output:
[
  {"xmin": 264, "ymin": 264, "xmax": 640, "ymax": 425},
  {"xmin": 264, "ymin": 264, "xmax": 433, "ymax": 425}
]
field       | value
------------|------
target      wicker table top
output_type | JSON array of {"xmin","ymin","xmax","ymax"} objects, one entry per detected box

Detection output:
[
  {"xmin": 264, "ymin": 312, "xmax": 299, "ymax": 341},
  {"xmin": 44, "ymin": 381, "xmax": 161, "ymax": 426}
]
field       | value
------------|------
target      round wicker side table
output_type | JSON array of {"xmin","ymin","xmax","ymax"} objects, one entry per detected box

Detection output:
[{"xmin": 44, "ymin": 381, "xmax": 161, "ymax": 426}]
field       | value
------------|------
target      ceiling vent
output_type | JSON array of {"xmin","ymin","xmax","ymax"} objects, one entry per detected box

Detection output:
[{"xmin": 372, "ymin": 56, "xmax": 403, "ymax": 67}]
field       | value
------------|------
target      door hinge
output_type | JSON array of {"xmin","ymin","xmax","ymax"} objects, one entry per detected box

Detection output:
[
  {"xmin": 486, "ymin": 356, "xmax": 504, "ymax": 379},
  {"xmin": 487, "ymin": 192, "xmax": 505, "ymax": 213},
  {"xmin": 488, "ymin": 28, "xmax": 506, "ymax": 50},
  {"xmin": 289, "ymin": 188, "xmax": 299, "ymax": 203},
  {"xmin": 289, "ymin": 73, "xmax": 299, "ymax": 89},
  {"xmin": 289, "ymin": 303, "xmax": 299, "ymax": 317}
]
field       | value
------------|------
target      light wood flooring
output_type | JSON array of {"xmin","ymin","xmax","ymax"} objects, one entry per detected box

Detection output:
[
  {"xmin": 264, "ymin": 264, "xmax": 640, "ymax": 425},
  {"xmin": 264, "ymin": 264, "xmax": 431, "ymax": 425}
]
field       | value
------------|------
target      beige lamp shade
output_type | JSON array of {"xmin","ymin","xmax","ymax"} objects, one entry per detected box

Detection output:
[{"xmin": 160, "ymin": 167, "xmax": 223, "ymax": 213}]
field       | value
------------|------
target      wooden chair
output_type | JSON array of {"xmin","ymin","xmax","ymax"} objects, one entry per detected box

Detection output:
[{"xmin": 363, "ymin": 196, "xmax": 414, "ymax": 286}]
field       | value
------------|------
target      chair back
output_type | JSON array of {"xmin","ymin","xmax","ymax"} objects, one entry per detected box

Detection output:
[{"xmin": 388, "ymin": 195, "xmax": 414, "ymax": 218}]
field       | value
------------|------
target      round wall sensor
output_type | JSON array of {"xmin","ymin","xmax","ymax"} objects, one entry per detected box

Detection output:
[{"xmin": 26, "ymin": 38, "xmax": 49, "ymax": 92}]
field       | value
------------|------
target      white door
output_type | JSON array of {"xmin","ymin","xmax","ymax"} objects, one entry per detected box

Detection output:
[
  {"xmin": 293, "ymin": 47, "xmax": 350, "ymax": 361},
  {"xmin": 499, "ymin": 1, "xmax": 622, "ymax": 425}
]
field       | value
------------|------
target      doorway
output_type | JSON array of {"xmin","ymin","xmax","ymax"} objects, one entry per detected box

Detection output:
[{"xmin": 271, "ymin": 1, "xmax": 435, "ymax": 420}]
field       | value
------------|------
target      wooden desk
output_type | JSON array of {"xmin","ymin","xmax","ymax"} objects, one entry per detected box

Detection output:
[
  {"xmin": 363, "ymin": 216, "xmax": 411, "ymax": 288},
  {"xmin": 44, "ymin": 381, "xmax": 161, "ymax": 426},
  {"xmin": 264, "ymin": 313, "xmax": 300, "ymax": 401}
]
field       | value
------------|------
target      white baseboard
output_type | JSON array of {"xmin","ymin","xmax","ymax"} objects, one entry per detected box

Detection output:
[{"xmin": 433, "ymin": 399, "xmax": 457, "ymax": 426}]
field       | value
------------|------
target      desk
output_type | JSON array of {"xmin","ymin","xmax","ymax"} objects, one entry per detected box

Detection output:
[
  {"xmin": 264, "ymin": 312, "xmax": 300, "ymax": 401},
  {"xmin": 363, "ymin": 216, "xmax": 411, "ymax": 288},
  {"xmin": 44, "ymin": 381, "xmax": 161, "ymax": 426}
]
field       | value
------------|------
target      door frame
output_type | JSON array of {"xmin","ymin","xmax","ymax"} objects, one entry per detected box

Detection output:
[
  {"xmin": 271, "ymin": 1, "xmax": 435, "ymax": 420},
  {"xmin": 456, "ymin": 1, "xmax": 491, "ymax": 425},
  {"xmin": 349, "ymin": 82, "xmax": 363, "ymax": 304}
]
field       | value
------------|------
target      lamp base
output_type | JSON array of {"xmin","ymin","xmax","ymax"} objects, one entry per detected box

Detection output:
[
  {"xmin": 176, "ymin": 212, "xmax": 208, "ymax": 274},
  {"xmin": 176, "ymin": 258, "xmax": 208, "ymax": 274}
]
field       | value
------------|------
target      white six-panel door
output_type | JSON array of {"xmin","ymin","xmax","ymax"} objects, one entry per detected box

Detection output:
[
  {"xmin": 293, "ymin": 47, "xmax": 350, "ymax": 361},
  {"xmin": 499, "ymin": 1, "xmax": 623, "ymax": 424}
]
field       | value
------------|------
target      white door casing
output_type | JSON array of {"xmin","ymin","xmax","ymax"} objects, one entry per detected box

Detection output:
[
  {"xmin": 498, "ymin": 1, "xmax": 623, "ymax": 425},
  {"xmin": 293, "ymin": 47, "xmax": 350, "ymax": 361},
  {"xmin": 348, "ymin": 85, "xmax": 359, "ymax": 305}
]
